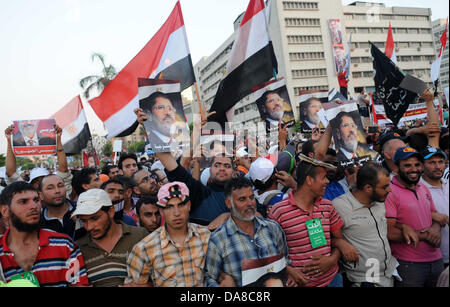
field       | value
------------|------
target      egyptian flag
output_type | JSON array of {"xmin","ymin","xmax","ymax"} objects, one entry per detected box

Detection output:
[
  {"xmin": 208, "ymin": 0, "xmax": 278, "ymax": 126},
  {"xmin": 88, "ymin": 1, "xmax": 195, "ymax": 138},
  {"xmin": 371, "ymin": 42, "xmax": 417, "ymax": 127},
  {"xmin": 51, "ymin": 96, "xmax": 91, "ymax": 155},
  {"xmin": 385, "ymin": 23, "xmax": 397, "ymax": 65},
  {"xmin": 431, "ymin": 18, "xmax": 448, "ymax": 85}
]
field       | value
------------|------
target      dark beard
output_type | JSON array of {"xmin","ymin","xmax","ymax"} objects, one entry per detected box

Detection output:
[
  {"xmin": 10, "ymin": 211, "xmax": 40, "ymax": 233},
  {"xmin": 92, "ymin": 218, "xmax": 112, "ymax": 241},
  {"xmin": 45, "ymin": 199, "xmax": 66, "ymax": 208},
  {"xmin": 398, "ymin": 169, "xmax": 421, "ymax": 185}
]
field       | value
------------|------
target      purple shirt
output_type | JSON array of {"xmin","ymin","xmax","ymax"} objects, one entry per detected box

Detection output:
[{"xmin": 385, "ymin": 176, "xmax": 442, "ymax": 262}]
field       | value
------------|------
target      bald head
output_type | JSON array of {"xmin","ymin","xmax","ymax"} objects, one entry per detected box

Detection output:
[{"xmin": 383, "ymin": 139, "xmax": 406, "ymax": 161}]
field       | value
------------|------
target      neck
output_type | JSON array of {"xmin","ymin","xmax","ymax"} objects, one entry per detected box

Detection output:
[
  {"xmin": 231, "ymin": 216, "xmax": 254, "ymax": 237},
  {"xmin": 165, "ymin": 224, "xmax": 189, "ymax": 241},
  {"xmin": 293, "ymin": 187, "xmax": 316, "ymax": 211},
  {"xmin": 8, "ymin": 227, "xmax": 39, "ymax": 246},
  {"xmin": 45, "ymin": 201, "xmax": 69, "ymax": 219},
  {"xmin": 123, "ymin": 198, "xmax": 132, "ymax": 212},
  {"xmin": 396, "ymin": 176, "xmax": 417, "ymax": 190},
  {"xmin": 422, "ymin": 174, "xmax": 442, "ymax": 187},
  {"xmin": 352, "ymin": 189, "xmax": 372, "ymax": 207}
]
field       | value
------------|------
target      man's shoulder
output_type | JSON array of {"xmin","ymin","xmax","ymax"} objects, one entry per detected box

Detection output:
[
  {"xmin": 332, "ymin": 192, "xmax": 353, "ymax": 213},
  {"xmin": 123, "ymin": 224, "xmax": 150, "ymax": 240},
  {"xmin": 41, "ymin": 228, "xmax": 77, "ymax": 249}
]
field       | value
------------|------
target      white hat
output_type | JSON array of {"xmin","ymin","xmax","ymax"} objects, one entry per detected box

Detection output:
[
  {"xmin": 200, "ymin": 168, "xmax": 211, "ymax": 186},
  {"xmin": 29, "ymin": 168, "xmax": 50, "ymax": 183},
  {"xmin": 248, "ymin": 158, "xmax": 274, "ymax": 184},
  {"xmin": 151, "ymin": 160, "xmax": 164, "ymax": 172},
  {"xmin": 71, "ymin": 189, "xmax": 112, "ymax": 217},
  {"xmin": 268, "ymin": 145, "xmax": 278, "ymax": 155},
  {"xmin": 236, "ymin": 147, "xmax": 249, "ymax": 158}
]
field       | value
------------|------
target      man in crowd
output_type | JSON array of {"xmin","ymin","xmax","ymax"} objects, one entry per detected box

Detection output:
[
  {"xmin": 126, "ymin": 182, "xmax": 211, "ymax": 287},
  {"xmin": 333, "ymin": 162, "xmax": 404, "ymax": 287},
  {"xmin": 135, "ymin": 196, "xmax": 162, "ymax": 233},
  {"xmin": 378, "ymin": 132, "xmax": 407, "ymax": 177},
  {"xmin": 132, "ymin": 169, "xmax": 159, "ymax": 198},
  {"xmin": 385, "ymin": 147, "xmax": 446, "ymax": 287},
  {"xmin": 101, "ymin": 179, "xmax": 137, "ymax": 226},
  {"xmin": 39, "ymin": 174, "xmax": 85, "ymax": 240},
  {"xmin": 118, "ymin": 153, "xmax": 139, "ymax": 179},
  {"xmin": 420, "ymin": 146, "xmax": 449, "ymax": 267},
  {"xmin": 73, "ymin": 189, "xmax": 148, "ymax": 287},
  {"xmin": 204, "ymin": 177, "xmax": 291, "ymax": 287},
  {"xmin": 269, "ymin": 155, "xmax": 358, "ymax": 287},
  {"xmin": 71, "ymin": 167, "xmax": 102, "ymax": 199},
  {"xmin": 0, "ymin": 182, "xmax": 89, "ymax": 286},
  {"xmin": 102, "ymin": 165, "xmax": 120, "ymax": 180}
]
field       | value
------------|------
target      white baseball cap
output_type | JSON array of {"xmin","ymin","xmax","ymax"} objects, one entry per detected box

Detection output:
[
  {"xmin": 200, "ymin": 168, "xmax": 211, "ymax": 186},
  {"xmin": 71, "ymin": 189, "xmax": 112, "ymax": 217},
  {"xmin": 151, "ymin": 160, "xmax": 164, "ymax": 172},
  {"xmin": 236, "ymin": 147, "xmax": 249, "ymax": 158},
  {"xmin": 29, "ymin": 168, "xmax": 50, "ymax": 183},
  {"xmin": 248, "ymin": 158, "xmax": 274, "ymax": 184}
]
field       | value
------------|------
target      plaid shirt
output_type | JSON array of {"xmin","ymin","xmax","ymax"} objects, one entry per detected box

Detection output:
[
  {"xmin": 204, "ymin": 216, "xmax": 290, "ymax": 287},
  {"xmin": 125, "ymin": 223, "xmax": 210, "ymax": 287}
]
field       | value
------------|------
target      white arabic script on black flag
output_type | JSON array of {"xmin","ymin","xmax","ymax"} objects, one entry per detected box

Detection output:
[{"xmin": 371, "ymin": 42, "xmax": 417, "ymax": 126}]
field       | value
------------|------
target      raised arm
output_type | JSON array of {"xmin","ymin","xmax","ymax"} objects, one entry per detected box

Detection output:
[
  {"xmin": 315, "ymin": 125, "xmax": 332, "ymax": 161},
  {"xmin": 5, "ymin": 125, "xmax": 17, "ymax": 177}
]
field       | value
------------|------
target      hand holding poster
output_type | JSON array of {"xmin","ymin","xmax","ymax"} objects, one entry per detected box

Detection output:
[
  {"xmin": 298, "ymin": 90, "xmax": 328, "ymax": 133},
  {"xmin": 12, "ymin": 119, "xmax": 57, "ymax": 156},
  {"xmin": 138, "ymin": 79, "xmax": 190, "ymax": 154},
  {"xmin": 325, "ymin": 102, "xmax": 378, "ymax": 168},
  {"xmin": 252, "ymin": 78, "xmax": 295, "ymax": 134}
]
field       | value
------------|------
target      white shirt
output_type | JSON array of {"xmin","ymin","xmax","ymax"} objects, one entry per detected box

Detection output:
[
  {"xmin": 23, "ymin": 134, "xmax": 39, "ymax": 146},
  {"xmin": 339, "ymin": 147, "xmax": 355, "ymax": 160}
]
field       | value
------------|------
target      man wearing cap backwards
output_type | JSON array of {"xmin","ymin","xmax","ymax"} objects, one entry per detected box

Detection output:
[
  {"xmin": 4, "ymin": 125, "xmax": 74, "ymax": 197},
  {"xmin": 385, "ymin": 147, "xmax": 446, "ymax": 287},
  {"xmin": 126, "ymin": 182, "xmax": 211, "ymax": 287},
  {"xmin": 0, "ymin": 182, "xmax": 89, "ymax": 287},
  {"xmin": 73, "ymin": 189, "xmax": 148, "ymax": 287},
  {"xmin": 269, "ymin": 155, "xmax": 358, "ymax": 287},
  {"xmin": 204, "ymin": 177, "xmax": 291, "ymax": 287},
  {"xmin": 420, "ymin": 146, "xmax": 449, "ymax": 268}
]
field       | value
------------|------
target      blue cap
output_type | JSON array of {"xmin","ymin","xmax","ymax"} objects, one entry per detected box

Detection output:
[
  {"xmin": 421, "ymin": 146, "xmax": 447, "ymax": 160},
  {"xmin": 394, "ymin": 147, "xmax": 423, "ymax": 164}
]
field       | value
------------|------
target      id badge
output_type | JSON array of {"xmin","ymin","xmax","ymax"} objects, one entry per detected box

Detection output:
[
  {"xmin": 10, "ymin": 272, "xmax": 40, "ymax": 287},
  {"xmin": 305, "ymin": 218, "xmax": 327, "ymax": 249}
]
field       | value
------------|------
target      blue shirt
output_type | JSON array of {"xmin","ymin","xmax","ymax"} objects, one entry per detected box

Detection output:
[
  {"xmin": 323, "ymin": 180, "xmax": 345, "ymax": 201},
  {"xmin": 204, "ymin": 216, "xmax": 289, "ymax": 287}
]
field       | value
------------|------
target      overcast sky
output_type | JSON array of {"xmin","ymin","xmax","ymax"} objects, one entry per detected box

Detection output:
[{"xmin": 0, "ymin": 0, "xmax": 448, "ymax": 155}]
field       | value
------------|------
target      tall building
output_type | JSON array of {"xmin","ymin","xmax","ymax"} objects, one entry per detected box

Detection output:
[
  {"xmin": 192, "ymin": 1, "xmax": 437, "ymax": 126},
  {"xmin": 432, "ymin": 18, "xmax": 449, "ymax": 89}
]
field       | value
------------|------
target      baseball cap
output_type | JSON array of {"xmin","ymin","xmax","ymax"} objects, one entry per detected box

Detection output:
[
  {"xmin": 71, "ymin": 189, "xmax": 112, "ymax": 218},
  {"xmin": 200, "ymin": 168, "xmax": 211, "ymax": 186},
  {"xmin": 276, "ymin": 145, "xmax": 296, "ymax": 174},
  {"xmin": 421, "ymin": 146, "xmax": 448, "ymax": 160},
  {"xmin": 99, "ymin": 174, "xmax": 110, "ymax": 183},
  {"xmin": 394, "ymin": 147, "xmax": 424, "ymax": 164},
  {"xmin": 236, "ymin": 147, "xmax": 249, "ymax": 158},
  {"xmin": 249, "ymin": 158, "xmax": 275, "ymax": 184},
  {"xmin": 29, "ymin": 168, "xmax": 50, "ymax": 183},
  {"xmin": 157, "ymin": 182, "xmax": 189, "ymax": 208}
]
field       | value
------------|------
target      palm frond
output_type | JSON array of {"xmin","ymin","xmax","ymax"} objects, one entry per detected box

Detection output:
[
  {"xmin": 83, "ymin": 81, "xmax": 103, "ymax": 99},
  {"xmin": 80, "ymin": 75, "xmax": 101, "ymax": 89}
]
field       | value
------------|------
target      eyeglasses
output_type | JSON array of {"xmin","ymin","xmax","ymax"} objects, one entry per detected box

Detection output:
[
  {"xmin": 153, "ymin": 105, "xmax": 175, "ymax": 112},
  {"xmin": 139, "ymin": 176, "xmax": 157, "ymax": 185}
]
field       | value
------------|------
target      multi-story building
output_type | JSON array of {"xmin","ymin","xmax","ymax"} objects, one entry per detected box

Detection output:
[
  {"xmin": 192, "ymin": 1, "xmax": 437, "ymax": 126},
  {"xmin": 432, "ymin": 18, "xmax": 449, "ymax": 89}
]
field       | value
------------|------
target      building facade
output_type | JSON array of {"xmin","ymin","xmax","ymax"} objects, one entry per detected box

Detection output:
[{"xmin": 192, "ymin": 1, "xmax": 437, "ymax": 126}]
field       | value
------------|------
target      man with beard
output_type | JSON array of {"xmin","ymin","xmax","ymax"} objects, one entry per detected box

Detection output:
[
  {"xmin": 141, "ymin": 92, "xmax": 188, "ymax": 152},
  {"xmin": 333, "ymin": 112, "xmax": 376, "ymax": 162},
  {"xmin": 204, "ymin": 177, "xmax": 291, "ymax": 287},
  {"xmin": 385, "ymin": 147, "xmax": 446, "ymax": 287},
  {"xmin": 12, "ymin": 120, "xmax": 54, "ymax": 147},
  {"xmin": 73, "ymin": 189, "xmax": 148, "ymax": 287},
  {"xmin": 300, "ymin": 98, "xmax": 324, "ymax": 133},
  {"xmin": 132, "ymin": 169, "xmax": 159, "ymax": 198},
  {"xmin": 333, "ymin": 162, "xmax": 409, "ymax": 287},
  {"xmin": 261, "ymin": 90, "xmax": 293, "ymax": 129},
  {"xmin": 420, "ymin": 147, "xmax": 449, "ymax": 267},
  {"xmin": 39, "ymin": 174, "xmax": 85, "ymax": 240},
  {"xmin": 0, "ymin": 181, "xmax": 89, "ymax": 286},
  {"xmin": 126, "ymin": 182, "xmax": 211, "ymax": 287}
]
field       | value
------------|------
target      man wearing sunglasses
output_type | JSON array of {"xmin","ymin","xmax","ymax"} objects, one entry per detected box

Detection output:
[{"xmin": 126, "ymin": 182, "xmax": 211, "ymax": 287}]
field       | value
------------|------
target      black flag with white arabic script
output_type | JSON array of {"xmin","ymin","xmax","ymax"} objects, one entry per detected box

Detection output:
[{"xmin": 370, "ymin": 42, "xmax": 417, "ymax": 126}]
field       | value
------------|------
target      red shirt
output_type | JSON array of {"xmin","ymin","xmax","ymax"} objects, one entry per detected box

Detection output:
[
  {"xmin": 269, "ymin": 191, "xmax": 343, "ymax": 287},
  {"xmin": 0, "ymin": 229, "xmax": 89, "ymax": 287}
]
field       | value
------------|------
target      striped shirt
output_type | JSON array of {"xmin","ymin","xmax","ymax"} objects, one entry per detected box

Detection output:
[
  {"xmin": 0, "ymin": 229, "xmax": 89, "ymax": 287},
  {"xmin": 126, "ymin": 222, "xmax": 210, "ymax": 287},
  {"xmin": 76, "ymin": 222, "xmax": 148, "ymax": 287},
  {"xmin": 204, "ymin": 216, "xmax": 290, "ymax": 287},
  {"xmin": 269, "ymin": 191, "xmax": 343, "ymax": 287}
]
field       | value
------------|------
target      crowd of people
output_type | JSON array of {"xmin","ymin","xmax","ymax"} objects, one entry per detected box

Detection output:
[{"xmin": 0, "ymin": 86, "xmax": 449, "ymax": 288}]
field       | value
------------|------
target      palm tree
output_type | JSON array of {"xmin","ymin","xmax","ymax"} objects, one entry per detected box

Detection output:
[{"xmin": 80, "ymin": 53, "xmax": 117, "ymax": 99}]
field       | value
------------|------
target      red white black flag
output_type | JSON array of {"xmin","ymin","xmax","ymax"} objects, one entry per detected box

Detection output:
[
  {"xmin": 208, "ymin": 0, "xmax": 278, "ymax": 126},
  {"xmin": 51, "ymin": 96, "xmax": 91, "ymax": 155},
  {"xmin": 431, "ymin": 18, "xmax": 448, "ymax": 83},
  {"xmin": 88, "ymin": 1, "xmax": 195, "ymax": 138},
  {"xmin": 385, "ymin": 23, "xmax": 397, "ymax": 65}
]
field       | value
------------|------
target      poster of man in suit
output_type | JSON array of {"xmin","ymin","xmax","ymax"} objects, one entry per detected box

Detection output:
[{"xmin": 11, "ymin": 119, "xmax": 56, "ymax": 156}]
